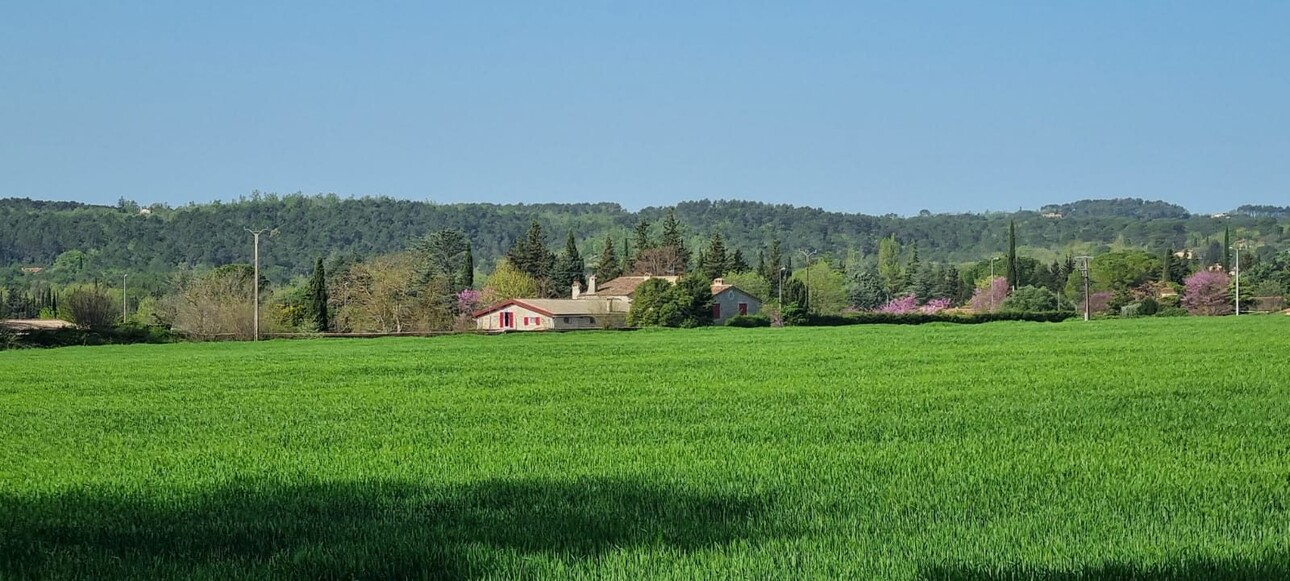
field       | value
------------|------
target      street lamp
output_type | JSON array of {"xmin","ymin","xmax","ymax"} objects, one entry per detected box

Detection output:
[{"xmin": 122, "ymin": 273, "xmax": 128, "ymax": 323}]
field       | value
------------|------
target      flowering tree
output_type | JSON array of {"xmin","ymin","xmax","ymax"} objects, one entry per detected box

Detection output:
[
  {"xmin": 968, "ymin": 276, "xmax": 1010, "ymax": 313},
  {"xmin": 919, "ymin": 297, "xmax": 952, "ymax": 314},
  {"xmin": 1182, "ymin": 271, "xmax": 1232, "ymax": 315},
  {"xmin": 456, "ymin": 289, "xmax": 482, "ymax": 314},
  {"xmin": 1079, "ymin": 291, "xmax": 1114, "ymax": 316},
  {"xmin": 878, "ymin": 294, "xmax": 919, "ymax": 314}
]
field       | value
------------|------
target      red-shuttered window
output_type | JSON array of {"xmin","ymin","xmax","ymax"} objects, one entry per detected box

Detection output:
[{"xmin": 712, "ymin": 304, "xmax": 721, "ymax": 319}]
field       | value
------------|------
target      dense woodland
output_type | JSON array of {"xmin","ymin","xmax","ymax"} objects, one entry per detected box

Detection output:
[{"xmin": 2, "ymin": 194, "xmax": 1288, "ymax": 337}]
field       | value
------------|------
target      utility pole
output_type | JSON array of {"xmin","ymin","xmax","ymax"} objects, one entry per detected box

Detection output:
[
  {"xmin": 122, "ymin": 273, "xmax": 128, "ymax": 322},
  {"xmin": 798, "ymin": 249, "xmax": 818, "ymax": 312},
  {"xmin": 1075, "ymin": 256, "xmax": 1092, "ymax": 321},
  {"xmin": 247, "ymin": 228, "xmax": 272, "ymax": 340},
  {"xmin": 778, "ymin": 267, "xmax": 786, "ymax": 307}
]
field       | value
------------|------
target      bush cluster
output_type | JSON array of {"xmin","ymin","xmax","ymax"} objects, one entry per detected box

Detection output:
[{"xmin": 803, "ymin": 311, "xmax": 1073, "ymax": 326}]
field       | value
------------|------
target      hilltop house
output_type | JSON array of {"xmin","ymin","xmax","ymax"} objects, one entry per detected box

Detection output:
[{"xmin": 472, "ymin": 274, "xmax": 762, "ymax": 331}]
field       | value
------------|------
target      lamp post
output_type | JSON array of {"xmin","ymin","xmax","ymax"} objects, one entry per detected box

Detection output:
[{"xmin": 122, "ymin": 273, "xmax": 128, "ymax": 323}]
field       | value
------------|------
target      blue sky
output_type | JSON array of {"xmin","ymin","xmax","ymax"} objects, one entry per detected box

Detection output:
[{"xmin": 2, "ymin": 1, "xmax": 1287, "ymax": 215}]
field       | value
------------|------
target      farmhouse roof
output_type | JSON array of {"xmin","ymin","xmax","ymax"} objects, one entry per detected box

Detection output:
[
  {"xmin": 472, "ymin": 298, "xmax": 625, "ymax": 318},
  {"xmin": 585, "ymin": 275, "xmax": 680, "ymax": 298}
]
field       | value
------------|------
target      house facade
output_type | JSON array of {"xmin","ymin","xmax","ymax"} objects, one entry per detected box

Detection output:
[
  {"xmin": 472, "ymin": 298, "xmax": 628, "ymax": 331},
  {"xmin": 472, "ymin": 274, "xmax": 762, "ymax": 331},
  {"xmin": 710, "ymin": 279, "xmax": 761, "ymax": 324}
]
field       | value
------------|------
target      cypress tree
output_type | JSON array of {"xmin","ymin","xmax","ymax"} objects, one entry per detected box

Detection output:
[
  {"xmin": 307, "ymin": 257, "xmax": 329, "ymax": 332},
  {"xmin": 1160, "ymin": 247, "xmax": 1174, "ymax": 284},
  {"xmin": 620, "ymin": 236, "xmax": 633, "ymax": 274},
  {"xmin": 1222, "ymin": 226, "xmax": 1231, "ymax": 272},
  {"xmin": 1006, "ymin": 220, "xmax": 1019, "ymax": 289}
]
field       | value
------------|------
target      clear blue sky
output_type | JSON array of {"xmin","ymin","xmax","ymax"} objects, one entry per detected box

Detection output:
[{"xmin": 3, "ymin": 2, "xmax": 1287, "ymax": 215}]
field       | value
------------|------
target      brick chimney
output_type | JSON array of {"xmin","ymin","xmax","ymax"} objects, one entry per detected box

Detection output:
[
  {"xmin": 572, "ymin": 280, "xmax": 582, "ymax": 300},
  {"xmin": 713, "ymin": 277, "xmax": 725, "ymax": 285}
]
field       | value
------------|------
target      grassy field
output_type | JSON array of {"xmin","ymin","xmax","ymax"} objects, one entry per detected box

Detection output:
[{"xmin": 1, "ymin": 317, "xmax": 1288, "ymax": 579}]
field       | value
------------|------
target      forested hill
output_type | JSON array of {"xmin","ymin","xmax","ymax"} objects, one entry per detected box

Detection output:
[{"xmin": 2, "ymin": 194, "xmax": 1286, "ymax": 284}]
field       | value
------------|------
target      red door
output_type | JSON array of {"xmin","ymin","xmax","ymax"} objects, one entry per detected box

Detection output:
[
  {"xmin": 500, "ymin": 312, "xmax": 514, "ymax": 328},
  {"xmin": 738, "ymin": 303, "xmax": 748, "ymax": 316},
  {"xmin": 712, "ymin": 304, "xmax": 721, "ymax": 320}
]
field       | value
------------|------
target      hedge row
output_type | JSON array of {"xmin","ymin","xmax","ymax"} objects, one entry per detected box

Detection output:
[
  {"xmin": 805, "ymin": 311, "xmax": 1075, "ymax": 326},
  {"xmin": 2, "ymin": 324, "xmax": 175, "ymax": 349}
]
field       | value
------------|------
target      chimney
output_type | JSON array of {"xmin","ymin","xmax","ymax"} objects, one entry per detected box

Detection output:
[
  {"xmin": 713, "ymin": 277, "xmax": 725, "ymax": 285},
  {"xmin": 587, "ymin": 275, "xmax": 597, "ymax": 295},
  {"xmin": 572, "ymin": 280, "xmax": 582, "ymax": 300}
]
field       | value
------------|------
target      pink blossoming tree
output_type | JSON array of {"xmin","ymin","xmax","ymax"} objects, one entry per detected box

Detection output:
[
  {"xmin": 1182, "ymin": 271, "xmax": 1232, "ymax": 315},
  {"xmin": 968, "ymin": 276, "xmax": 1010, "ymax": 313}
]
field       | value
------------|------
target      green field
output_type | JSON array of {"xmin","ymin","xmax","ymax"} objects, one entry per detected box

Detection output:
[{"xmin": 2, "ymin": 318, "xmax": 1288, "ymax": 579}]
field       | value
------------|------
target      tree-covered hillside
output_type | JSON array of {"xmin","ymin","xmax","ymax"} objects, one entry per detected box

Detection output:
[{"xmin": 2, "ymin": 194, "xmax": 1286, "ymax": 288}]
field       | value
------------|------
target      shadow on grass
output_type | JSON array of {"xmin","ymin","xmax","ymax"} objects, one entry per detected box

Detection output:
[
  {"xmin": 1, "ymin": 477, "xmax": 783, "ymax": 579},
  {"xmin": 918, "ymin": 554, "xmax": 1290, "ymax": 581}
]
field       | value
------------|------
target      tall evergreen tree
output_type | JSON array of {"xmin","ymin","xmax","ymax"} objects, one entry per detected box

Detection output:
[
  {"xmin": 659, "ymin": 209, "xmax": 691, "ymax": 272},
  {"xmin": 756, "ymin": 250, "xmax": 766, "ymax": 279},
  {"xmin": 1006, "ymin": 220, "xmax": 1020, "ymax": 289},
  {"xmin": 595, "ymin": 233, "xmax": 621, "ymax": 282},
  {"xmin": 620, "ymin": 236, "xmax": 632, "ymax": 275},
  {"xmin": 507, "ymin": 221, "xmax": 555, "ymax": 282},
  {"xmin": 633, "ymin": 219, "xmax": 653, "ymax": 255},
  {"xmin": 1160, "ymin": 247, "xmax": 1175, "ymax": 284},
  {"xmin": 701, "ymin": 232, "xmax": 730, "ymax": 280},
  {"xmin": 767, "ymin": 238, "xmax": 784, "ymax": 280},
  {"xmin": 1222, "ymin": 226, "xmax": 1232, "ymax": 272},
  {"xmin": 551, "ymin": 231, "xmax": 586, "ymax": 291},
  {"xmin": 460, "ymin": 243, "xmax": 474, "ymax": 289},
  {"xmin": 729, "ymin": 248, "xmax": 749, "ymax": 273},
  {"xmin": 307, "ymin": 257, "xmax": 329, "ymax": 331}
]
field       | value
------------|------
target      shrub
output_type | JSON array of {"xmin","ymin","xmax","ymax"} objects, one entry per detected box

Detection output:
[
  {"xmin": 805, "ymin": 311, "xmax": 1072, "ymax": 326},
  {"xmin": 725, "ymin": 314, "xmax": 771, "ymax": 328},
  {"xmin": 1003, "ymin": 286, "xmax": 1057, "ymax": 313},
  {"xmin": 65, "ymin": 286, "xmax": 116, "ymax": 329},
  {"xmin": 1138, "ymin": 297, "xmax": 1160, "ymax": 316}
]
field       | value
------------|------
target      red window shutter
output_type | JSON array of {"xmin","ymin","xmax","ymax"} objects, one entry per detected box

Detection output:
[{"xmin": 712, "ymin": 304, "xmax": 721, "ymax": 319}]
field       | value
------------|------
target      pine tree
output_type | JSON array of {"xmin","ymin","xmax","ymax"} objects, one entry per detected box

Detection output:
[
  {"xmin": 756, "ymin": 250, "xmax": 766, "ymax": 278},
  {"xmin": 551, "ymin": 231, "xmax": 586, "ymax": 291},
  {"xmin": 507, "ymin": 221, "xmax": 555, "ymax": 282},
  {"xmin": 701, "ymin": 232, "xmax": 729, "ymax": 280},
  {"xmin": 764, "ymin": 239, "xmax": 784, "ymax": 282},
  {"xmin": 659, "ymin": 209, "xmax": 691, "ymax": 272},
  {"xmin": 594, "ymin": 233, "xmax": 621, "ymax": 282},
  {"xmin": 729, "ymin": 248, "xmax": 749, "ymax": 273},
  {"xmin": 307, "ymin": 257, "xmax": 329, "ymax": 332},
  {"xmin": 633, "ymin": 219, "xmax": 653, "ymax": 255}
]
